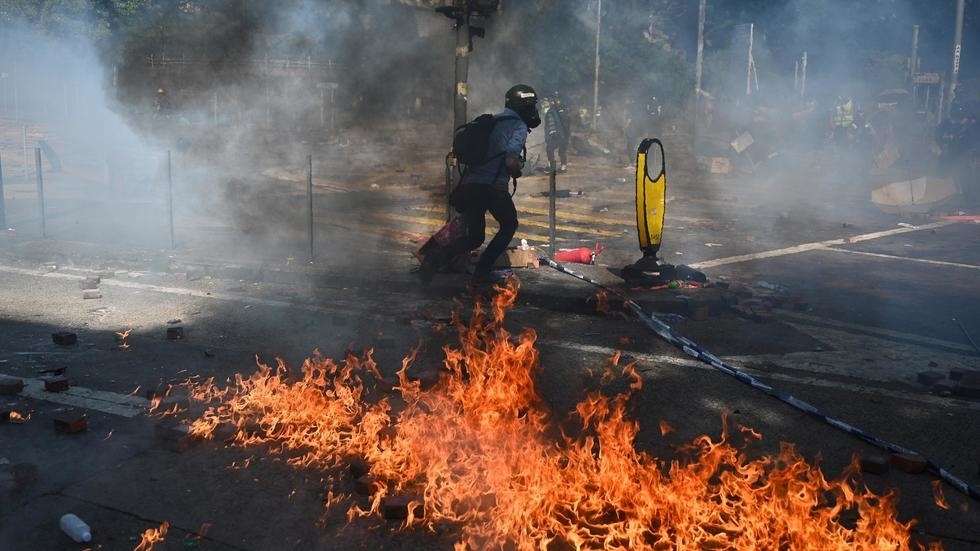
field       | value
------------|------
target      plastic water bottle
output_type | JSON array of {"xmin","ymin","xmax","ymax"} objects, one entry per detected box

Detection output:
[{"xmin": 59, "ymin": 513, "xmax": 92, "ymax": 543}]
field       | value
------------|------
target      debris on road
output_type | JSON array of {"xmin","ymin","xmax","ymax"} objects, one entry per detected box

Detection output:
[
  {"xmin": 858, "ymin": 454, "xmax": 890, "ymax": 475},
  {"xmin": 51, "ymin": 331, "xmax": 77, "ymax": 346},
  {"xmin": 78, "ymin": 277, "xmax": 100, "ymax": 290},
  {"xmin": 43, "ymin": 376, "xmax": 70, "ymax": 392},
  {"xmin": 0, "ymin": 377, "xmax": 25, "ymax": 395},
  {"xmin": 891, "ymin": 453, "xmax": 928, "ymax": 474},
  {"xmin": 166, "ymin": 327, "xmax": 184, "ymax": 341},
  {"xmin": 53, "ymin": 412, "xmax": 87, "ymax": 434}
]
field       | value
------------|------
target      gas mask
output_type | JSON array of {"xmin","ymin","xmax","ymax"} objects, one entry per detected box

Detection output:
[{"xmin": 516, "ymin": 104, "xmax": 541, "ymax": 130}]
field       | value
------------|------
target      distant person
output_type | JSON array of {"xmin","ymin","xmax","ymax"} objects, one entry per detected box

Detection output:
[
  {"xmin": 645, "ymin": 95, "xmax": 663, "ymax": 138},
  {"xmin": 544, "ymin": 91, "xmax": 571, "ymax": 173},
  {"xmin": 419, "ymin": 84, "xmax": 540, "ymax": 287},
  {"xmin": 153, "ymin": 87, "xmax": 172, "ymax": 118},
  {"xmin": 831, "ymin": 95, "xmax": 855, "ymax": 147}
]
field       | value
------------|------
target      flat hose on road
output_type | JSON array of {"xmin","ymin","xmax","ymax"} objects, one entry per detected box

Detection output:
[{"xmin": 542, "ymin": 256, "xmax": 980, "ymax": 502}]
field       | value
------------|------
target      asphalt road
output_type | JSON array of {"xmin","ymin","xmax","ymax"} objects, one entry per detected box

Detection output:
[{"xmin": 1, "ymin": 128, "xmax": 979, "ymax": 550}]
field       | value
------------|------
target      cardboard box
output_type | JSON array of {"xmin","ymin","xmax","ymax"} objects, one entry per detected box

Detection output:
[{"xmin": 494, "ymin": 247, "xmax": 540, "ymax": 269}]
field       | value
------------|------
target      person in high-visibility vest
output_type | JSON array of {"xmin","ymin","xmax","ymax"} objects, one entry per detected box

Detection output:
[{"xmin": 831, "ymin": 95, "xmax": 855, "ymax": 146}]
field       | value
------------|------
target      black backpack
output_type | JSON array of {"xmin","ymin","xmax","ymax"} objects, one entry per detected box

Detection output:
[{"xmin": 452, "ymin": 114, "xmax": 519, "ymax": 166}]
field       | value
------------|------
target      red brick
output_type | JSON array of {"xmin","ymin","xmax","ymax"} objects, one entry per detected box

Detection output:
[
  {"xmin": 891, "ymin": 453, "xmax": 928, "ymax": 474},
  {"xmin": 354, "ymin": 475, "xmax": 383, "ymax": 496},
  {"xmin": 155, "ymin": 421, "xmax": 199, "ymax": 452},
  {"xmin": 953, "ymin": 371, "xmax": 980, "ymax": 399},
  {"xmin": 51, "ymin": 332, "xmax": 77, "ymax": 346},
  {"xmin": 53, "ymin": 413, "xmax": 87, "ymax": 434},
  {"xmin": 348, "ymin": 457, "xmax": 370, "ymax": 479},
  {"xmin": 858, "ymin": 454, "xmax": 889, "ymax": 475},
  {"xmin": 78, "ymin": 277, "xmax": 100, "ymax": 290},
  {"xmin": 382, "ymin": 495, "xmax": 424, "ymax": 520},
  {"xmin": 43, "ymin": 376, "xmax": 70, "ymax": 393},
  {"xmin": 0, "ymin": 376, "xmax": 24, "ymax": 395},
  {"xmin": 916, "ymin": 371, "xmax": 945, "ymax": 386}
]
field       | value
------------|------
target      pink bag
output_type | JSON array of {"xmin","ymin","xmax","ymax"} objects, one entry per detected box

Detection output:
[{"xmin": 431, "ymin": 215, "xmax": 467, "ymax": 247}]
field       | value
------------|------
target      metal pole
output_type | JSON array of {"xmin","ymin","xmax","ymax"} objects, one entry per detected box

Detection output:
[
  {"xmin": 911, "ymin": 25, "xmax": 920, "ymax": 81},
  {"xmin": 548, "ymin": 164, "xmax": 556, "ymax": 255},
  {"xmin": 35, "ymin": 148, "xmax": 45, "ymax": 238},
  {"xmin": 746, "ymin": 23, "xmax": 754, "ymax": 96},
  {"xmin": 307, "ymin": 154, "xmax": 314, "ymax": 263},
  {"xmin": 167, "ymin": 150, "xmax": 175, "ymax": 249},
  {"xmin": 0, "ymin": 153, "xmax": 6, "ymax": 231},
  {"xmin": 22, "ymin": 125, "xmax": 28, "ymax": 182},
  {"xmin": 449, "ymin": 1, "xmax": 471, "ymax": 210},
  {"xmin": 695, "ymin": 0, "xmax": 705, "ymax": 98},
  {"xmin": 911, "ymin": 25, "xmax": 920, "ymax": 105},
  {"xmin": 801, "ymin": 51, "xmax": 807, "ymax": 98},
  {"xmin": 946, "ymin": 0, "xmax": 965, "ymax": 119},
  {"xmin": 591, "ymin": 0, "xmax": 602, "ymax": 131}
]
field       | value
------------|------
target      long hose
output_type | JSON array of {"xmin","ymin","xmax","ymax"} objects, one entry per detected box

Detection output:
[{"xmin": 541, "ymin": 256, "xmax": 980, "ymax": 502}]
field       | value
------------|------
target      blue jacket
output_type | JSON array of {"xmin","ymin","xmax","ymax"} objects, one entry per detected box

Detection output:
[{"xmin": 464, "ymin": 108, "xmax": 529, "ymax": 191}]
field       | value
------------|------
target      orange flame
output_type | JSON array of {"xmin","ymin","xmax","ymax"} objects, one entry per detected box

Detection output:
[
  {"xmin": 932, "ymin": 480, "xmax": 951, "ymax": 510},
  {"xmin": 8, "ymin": 410, "xmax": 29, "ymax": 423},
  {"xmin": 133, "ymin": 521, "xmax": 168, "ymax": 551},
  {"xmin": 170, "ymin": 279, "xmax": 936, "ymax": 550}
]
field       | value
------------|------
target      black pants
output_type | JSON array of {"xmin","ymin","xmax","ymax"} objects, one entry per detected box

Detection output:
[
  {"xmin": 443, "ymin": 184, "xmax": 518, "ymax": 273},
  {"xmin": 546, "ymin": 138, "xmax": 568, "ymax": 166}
]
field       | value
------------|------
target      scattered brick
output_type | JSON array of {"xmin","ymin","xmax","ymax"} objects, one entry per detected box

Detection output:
[
  {"xmin": 932, "ymin": 382, "xmax": 956, "ymax": 397},
  {"xmin": 82, "ymin": 289, "xmax": 102, "ymax": 300},
  {"xmin": 891, "ymin": 453, "xmax": 928, "ymax": 474},
  {"xmin": 858, "ymin": 454, "xmax": 889, "ymax": 475},
  {"xmin": 382, "ymin": 495, "xmax": 424, "ymax": 520},
  {"xmin": 688, "ymin": 301, "xmax": 710, "ymax": 321},
  {"xmin": 354, "ymin": 475, "xmax": 383, "ymax": 496},
  {"xmin": 53, "ymin": 413, "xmax": 87, "ymax": 434},
  {"xmin": 0, "ymin": 376, "xmax": 24, "ymax": 395},
  {"xmin": 916, "ymin": 371, "xmax": 945, "ymax": 386},
  {"xmin": 78, "ymin": 277, "xmax": 100, "ymax": 290},
  {"xmin": 953, "ymin": 371, "xmax": 980, "ymax": 399},
  {"xmin": 949, "ymin": 368, "xmax": 965, "ymax": 382},
  {"xmin": 155, "ymin": 421, "xmax": 199, "ymax": 452},
  {"xmin": 166, "ymin": 327, "xmax": 184, "ymax": 340},
  {"xmin": 348, "ymin": 457, "xmax": 370, "ymax": 479},
  {"xmin": 51, "ymin": 331, "xmax": 77, "ymax": 346},
  {"xmin": 43, "ymin": 376, "xmax": 70, "ymax": 393}
]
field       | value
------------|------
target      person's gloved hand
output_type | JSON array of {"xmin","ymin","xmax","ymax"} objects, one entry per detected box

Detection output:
[{"xmin": 505, "ymin": 156, "xmax": 524, "ymax": 179}]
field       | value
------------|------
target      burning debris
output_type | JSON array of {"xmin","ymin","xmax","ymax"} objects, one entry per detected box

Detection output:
[{"xmin": 156, "ymin": 279, "xmax": 937, "ymax": 550}]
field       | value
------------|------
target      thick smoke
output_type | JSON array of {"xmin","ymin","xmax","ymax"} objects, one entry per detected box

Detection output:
[{"xmin": 0, "ymin": 1, "xmax": 974, "ymax": 271}]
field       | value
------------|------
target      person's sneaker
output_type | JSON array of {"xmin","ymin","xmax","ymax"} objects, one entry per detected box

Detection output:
[{"xmin": 559, "ymin": 163, "xmax": 567, "ymax": 173}]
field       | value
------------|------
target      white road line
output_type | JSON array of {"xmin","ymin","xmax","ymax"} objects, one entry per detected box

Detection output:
[
  {"xmin": 825, "ymin": 247, "xmax": 980, "ymax": 271},
  {"xmin": 540, "ymin": 340, "xmax": 980, "ymax": 411},
  {"xmin": 3, "ymin": 375, "xmax": 150, "ymax": 418},
  {"xmin": 0, "ymin": 264, "xmax": 399, "ymax": 321},
  {"xmin": 689, "ymin": 220, "xmax": 957, "ymax": 269},
  {"xmin": 776, "ymin": 310, "xmax": 977, "ymax": 354}
]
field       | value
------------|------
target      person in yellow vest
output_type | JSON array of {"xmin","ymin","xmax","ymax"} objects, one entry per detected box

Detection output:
[{"xmin": 831, "ymin": 95, "xmax": 855, "ymax": 147}]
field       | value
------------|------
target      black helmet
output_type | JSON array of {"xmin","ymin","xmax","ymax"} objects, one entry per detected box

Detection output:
[{"xmin": 505, "ymin": 84, "xmax": 538, "ymax": 109}]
